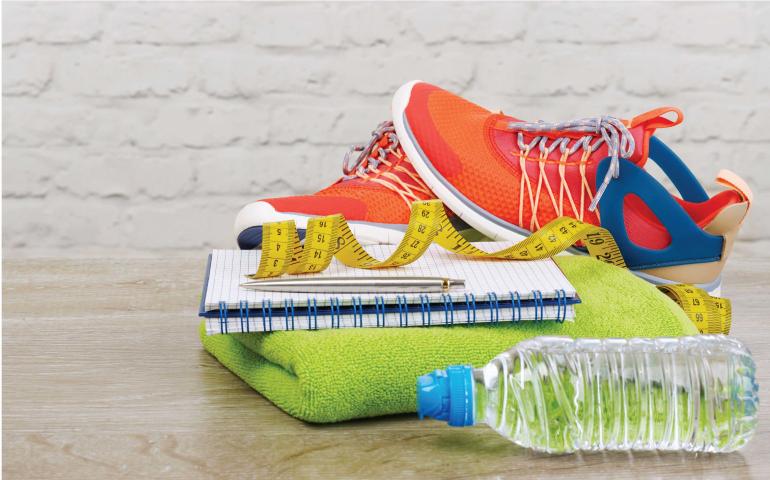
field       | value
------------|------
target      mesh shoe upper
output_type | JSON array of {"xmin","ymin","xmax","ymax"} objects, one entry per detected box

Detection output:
[
  {"xmin": 400, "ymin": 82, "xmax": 744, "ymax": 250},
  {"xmin": 261, "ymin": 121, "xmax": 436, "ymax": 225}
]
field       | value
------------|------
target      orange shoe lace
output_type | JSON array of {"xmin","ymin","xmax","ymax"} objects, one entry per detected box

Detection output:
[{"xmin": 341, "ymin": 121, "xmax": 433, "ymax": 207}]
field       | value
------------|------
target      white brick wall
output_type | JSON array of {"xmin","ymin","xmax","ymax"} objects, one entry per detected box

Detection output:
[{"xmin": 3, "ymin": 2, "xmax": 769, "ymax": 257}]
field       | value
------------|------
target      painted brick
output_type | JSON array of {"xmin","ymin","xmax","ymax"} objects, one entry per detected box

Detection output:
[
  {"xmin": 2, "ymin": 196, "xmax": 127, "ymax": 248},
  {"xmin": 2, "ymin": 45, "xmax": 53, "ymax": 96},
  {"xmin": 56, "ymin": 46, "xmax": 192, "ymax": 97},
  {"xmin": 52, "ymin": 152, "xmax": 194, "ymax": 199},
  {"xmin": 337, "ymin": 4, "xmax": 406, "ymax": 47},
  {"xmin": 404, "ymin": 3, "xmax": 527, "ymax": 45},
  {"xmin": 474, "ymin": 47, "xmax": 610, "ymax": 96},
  {"xmin": 2, "ymin": 149, "xmax": 66, "ymax": 197},
  {"xmin": 332, "ymin": 45, "xmax": 476, "ymax": 96},
  {"xmin": 268, "ymin": 104, "xmax": 342, "ymax": 144},
  {"xmin": 2, "ymin": 2, "xmax": 103, "ymax": 45},
  {"xmin": 2, "ymin": 2, "xmax": 768, "ymax": 257},
  {"xmin": 191, "ymin": 145, "xmax": 341, "ymax": 196},
  {"xmin": 681, "ymin": 104, "xmax": 755, "ymax": 142},
  {"xmin": 267, "ymin": 102, "xmax": 389, "ymax": 146},
  {"xmin": 123, "ymin": 200, "xmax": 239, "ymax": 249},
  {"xmin": 734, "ymin": 187, "xmax": 767, "ymax": 242},
  {"xmin": 195, "ymin": 51, "xmax": 333, "ymax": 98},
  {"xmin": 3, "ymin": 99, "xmax": 95, "ymax": 147},
  {"xmin": 3, "ymin": 99, "xmax": 269, "ymax": 149},
  {"xmin": 127, "ymin": 103, "xmax": 270, "ymax": 149},
  {"xmin": 528, "ymin": 5, "xmax": 656, "ymax": 44},
  {"xmin": 759, "ymin": 4, "xmax": 770, "ymax": 44},
  {"xmin": 247, "ymin": 4, "xmax": 338, "ymax": 48},
  {"xmin": 739, "ymin": 46, "xmax": 770, "ymax": 94},
  {"xmin": 106, "ymin": 4, "xmax": 240, "ymax": 45},
  {"xmin": 742, "ymin": 106, "xmax": 770, "ymax": 142},
  {"xmin": 659, "ymin": 3, "xmax": 759, "ymax": 47},
  {"xmin": 618, "ymin": 50, "xmax": 748, "ymax": 96}
]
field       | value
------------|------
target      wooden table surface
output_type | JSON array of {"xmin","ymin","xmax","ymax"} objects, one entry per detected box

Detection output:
[{"xmin": 3, "ymin": 256, "xmax": 769, "ymax": 479}]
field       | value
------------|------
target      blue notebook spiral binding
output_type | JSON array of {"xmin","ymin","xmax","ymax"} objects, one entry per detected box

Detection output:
[
  {"xmin": 213, "ymin": 289, "xmax": 575, "ymax": 334},
  {"xmin": 555, "ymin": 289, "xmax": 567, "ymax": 323},
  {"xmin": 488, "ymin": 292, "xmax": 499, "ymax": 324},
  {"xmin": 441, "ymin": 294, "xmax": 454, "ymax": 325},
  {"xmin": 374, "ymin": 296, "xmax": 386, "ymax": 327},
  {"xmin": 261, "ymin": 299, "xmax": 273, "ymax": 331},
  {"xmin": 464, "ymin": 293, "xmax": 476, "ymax": 324},
  {"xmin": 239, "ymin": 300, "xmax": 250, "ymax": 333},
  {"xmin": 509, "ymin": 291, "xmax": 521, "ymax": 323},
  {"xmin": 353, "ymin": 296, "xmax": 365, "ymax": 328},
  {"xmin": 219, "ymin": 301, "xmax": 228, "ymax": 334},
  {"xmin": 307, "ymin": 298, "xmax": 318, "ymax": 330},
  {"xmin": 330, "ymin": 297, "xmax": 341, "ymax": 328},
  {"xmin": 419, "ymin": 294, "xmax": 432, "ymax": 326},
  {"xmin": 283, "ymin": 299, "xmax": 295, "ymax": 330},
  {"xmin": 397, "ymin": 295, "xmax": 409, "ymax": 327}
]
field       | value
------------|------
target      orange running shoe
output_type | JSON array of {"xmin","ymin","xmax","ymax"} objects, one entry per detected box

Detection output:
[
  {"xmin": 393, "ymin": 81, "xmax": 751, "ymax": 292},
  {"xmin": 235, "ymin": 121, "xmax": 479, "ymax": 249}
]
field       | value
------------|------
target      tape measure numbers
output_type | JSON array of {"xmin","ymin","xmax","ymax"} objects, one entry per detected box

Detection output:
[
  {"xmin": 253, "ymin": 200, "xmax": 625, "ymax": 278},
  {"xmin": 251, "ymin": 199, "xmax": 729, "ymax": 335},
  {"xmin": 658, "ymin": 284, "xmax": 731, "ymax": 335}
]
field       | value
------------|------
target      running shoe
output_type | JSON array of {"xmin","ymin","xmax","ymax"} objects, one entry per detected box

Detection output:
[
  {"xmin": 392, "ymin": 81, "xmax": 752, "ymax": 292},
  {"xmin": 235, "ymin": 121, "xmax": 480, "ymax": 249}
]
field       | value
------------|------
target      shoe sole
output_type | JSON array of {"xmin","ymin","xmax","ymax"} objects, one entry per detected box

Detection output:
[
  {"xmin": 392, "ymin": 80, "xmax": 723, "ymax": 295},
  {"xmin": 235, "ymin": 199, "xmax": 486, "ymax": 249},
  {"xmin": 633, "ymin": 270, "xmax": 722, "ymax": 297},
  {"xmin": 234, "ymin": 201, "xmax": 409, "ymax": 249}
]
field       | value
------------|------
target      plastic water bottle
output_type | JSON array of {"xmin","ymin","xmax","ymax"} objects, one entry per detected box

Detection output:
[{"xmin": 417, "ymin": 335, "xmax": 758, "ymax": 453}]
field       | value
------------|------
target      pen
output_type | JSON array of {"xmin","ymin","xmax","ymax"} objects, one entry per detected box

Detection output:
[{"xmin": 240, "ymin": 276, "xmax": 465, "ymax": 293}]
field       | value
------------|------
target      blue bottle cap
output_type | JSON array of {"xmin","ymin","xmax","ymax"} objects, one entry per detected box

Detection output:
[{"xmin": 416, "ymin": 365, "xmax": 474, "ymax": 427}]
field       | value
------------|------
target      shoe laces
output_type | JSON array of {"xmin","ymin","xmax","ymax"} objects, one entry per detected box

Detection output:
[
  {"xmin": 340, "ymin": 121, "xmax": 432, "ymax": 206},
  {"xmin": 507, "ymin": 116, "xmax": 635, "ymax": 229},
  {"xmin": 509, "ymin": 116, "xmax": 635, "ymax": 211}
]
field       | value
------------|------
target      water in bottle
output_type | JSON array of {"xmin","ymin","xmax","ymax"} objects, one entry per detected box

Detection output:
[{"xmin": 417, "ymin": 335, "xmax": 758, "ymax": 453}]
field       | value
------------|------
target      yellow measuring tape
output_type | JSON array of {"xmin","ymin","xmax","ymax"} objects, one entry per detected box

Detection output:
[
  {"xmin": 250, "ymin": 199, "xmax": 730, "ymax": 334},
  {"xmin": 658, "ymin": 285, "xmax": 731, "ymax": 335}
]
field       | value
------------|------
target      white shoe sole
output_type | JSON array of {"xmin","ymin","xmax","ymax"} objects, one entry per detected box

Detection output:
[
  {"xmin": 632, "ymin": 270, "xmax": 722, "ymax": 297},
  {"xmin": 234, "ymin": 201, "xmax": 408, "ymax": 248}
]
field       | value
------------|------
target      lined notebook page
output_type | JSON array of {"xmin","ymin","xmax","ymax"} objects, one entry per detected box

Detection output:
[{"xmin": 203, "ymin": 244, "xmax": 576, "ymax": 311}]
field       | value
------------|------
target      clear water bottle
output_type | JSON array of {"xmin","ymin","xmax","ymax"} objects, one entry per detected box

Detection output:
[{"xmin": 417, "ymin": 335, "xmax": 758, "ymax": 453}]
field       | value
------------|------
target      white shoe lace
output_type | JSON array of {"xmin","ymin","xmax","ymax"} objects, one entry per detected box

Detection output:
[
  {"xmin": 341, "ymin": 121, "xmax": 432, "ymax": 207},
  {"xmin": 507, "ymin": 116, "xmax": 635, "ymax": 229}
]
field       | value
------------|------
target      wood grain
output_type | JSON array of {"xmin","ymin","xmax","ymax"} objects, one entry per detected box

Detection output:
[{"xmin": 3, "ymin": 256, "xmax": 769, "ymax": 479}]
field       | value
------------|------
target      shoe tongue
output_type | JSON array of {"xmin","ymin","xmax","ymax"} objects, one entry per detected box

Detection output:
[{"xmin": 626, "ymin": 107, "xmax": 684, "ymax": 167}]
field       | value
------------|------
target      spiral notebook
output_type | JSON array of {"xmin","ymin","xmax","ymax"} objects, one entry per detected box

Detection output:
[{"xmin": 199, "ymin": 245, "xmax": 580, "ymax": 335}]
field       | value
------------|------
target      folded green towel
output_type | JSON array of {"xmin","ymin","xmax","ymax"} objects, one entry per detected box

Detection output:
[{"xmin": 200, "ymin": 256, "xmax": 697, "ymax": 423}]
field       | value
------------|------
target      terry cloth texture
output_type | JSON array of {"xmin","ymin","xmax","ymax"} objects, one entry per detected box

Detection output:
[{"xmin": 200, "ymin": 256, "xmax": 698, "ymax": 423}]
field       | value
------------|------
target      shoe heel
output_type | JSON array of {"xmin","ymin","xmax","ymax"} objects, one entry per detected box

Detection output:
[{"xmin": 639, "ymin": 201, "xmax": 749, "ymax": 288}]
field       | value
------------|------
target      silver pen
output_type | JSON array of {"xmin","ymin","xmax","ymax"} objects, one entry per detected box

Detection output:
[{"xmin": 240, "ymin": 276, "xmax": 465, "ymax": 293}]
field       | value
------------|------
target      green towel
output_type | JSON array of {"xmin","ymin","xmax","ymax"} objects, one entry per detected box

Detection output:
[{"xmin": 200, "ymin": 256, "xmax": 697, "ymax": 423}]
